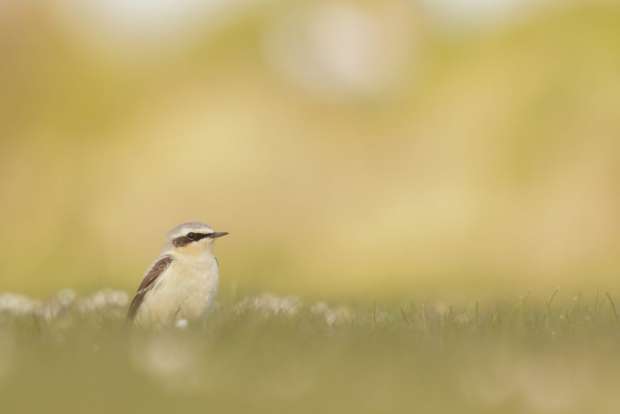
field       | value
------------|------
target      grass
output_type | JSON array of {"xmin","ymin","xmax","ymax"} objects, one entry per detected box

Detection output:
[{"xmin": 1, "ymin": 291, "xmax": 620, "ymax": 414}]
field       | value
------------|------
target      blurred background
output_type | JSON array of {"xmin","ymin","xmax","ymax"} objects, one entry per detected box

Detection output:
[{"xmin": 1, "ymin": 0, "xmax": 619, "ymax": 300}]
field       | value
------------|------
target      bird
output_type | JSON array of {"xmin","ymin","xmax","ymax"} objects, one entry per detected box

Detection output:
[{"xmin": 128, "ymin": 222, "xmax": 228, "ymax": 327}]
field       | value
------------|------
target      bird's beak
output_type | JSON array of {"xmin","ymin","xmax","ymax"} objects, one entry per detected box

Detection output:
[{"xmin": 209, "ymin": 232, "xmax": 229, "ymax": 239}]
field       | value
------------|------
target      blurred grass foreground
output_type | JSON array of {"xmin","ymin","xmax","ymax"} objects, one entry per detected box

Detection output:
[{"xmin": 2, "ymin": 290, "xmax": 620, "ymax": 413}]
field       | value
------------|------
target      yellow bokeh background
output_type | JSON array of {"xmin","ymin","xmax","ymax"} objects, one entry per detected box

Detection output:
[{"xmin": 1, "ymin": 1, "xmax": 619, "ymax": 298}]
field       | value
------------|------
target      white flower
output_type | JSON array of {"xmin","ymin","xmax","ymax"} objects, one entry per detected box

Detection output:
[
  {"xmin": 35, "ymin": 289, "xmax": 79, "ymax": 321},
  {"xmin": 311, "ymin": 302, "xmax": 353, "ymax": 326},
  {"xmin": 0, "ymin": 293, "xmax": 41, "ymax": 317},
  {"xmin": 234, "ymin": 293, "xmax": 301, "ymax": 317},
  {"xmin": 56, "ymin": 289, "xmax": 77, "ymax": 307},
  {"xmin": 76, "ymin": 290, "xmax": 129, "ymax": 314},
  {"xmin": 310, "ymin": 301, "xmax": 330, "ymax": 315}
]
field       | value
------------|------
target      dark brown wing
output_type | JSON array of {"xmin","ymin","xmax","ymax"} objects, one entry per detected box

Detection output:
[{"xmin": 127, "ymin": 255, "xmax": 173, "ymax": 320}]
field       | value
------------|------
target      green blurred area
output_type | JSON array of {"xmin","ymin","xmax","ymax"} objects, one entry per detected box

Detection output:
[
  {"xmin": 2, "ymin": 296, "xmax": 620, "ymax": 414},
  {"xmin": 1, "ymin": 1, "xmax": 619, "ymax": 298}
]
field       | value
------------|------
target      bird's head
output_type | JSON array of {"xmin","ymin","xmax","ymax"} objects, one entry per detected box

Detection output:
[{"xmin": 167, "ymin": 222, "xmax": 228, "ymax": 256}]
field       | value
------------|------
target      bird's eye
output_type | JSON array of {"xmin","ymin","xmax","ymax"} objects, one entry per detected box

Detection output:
[{"xmin": 186, "ymin": 232, "xmax": 210, "ymax": 241}]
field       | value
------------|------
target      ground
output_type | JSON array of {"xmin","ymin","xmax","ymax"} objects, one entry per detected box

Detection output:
[{"xmin": 1, "ymin": 290, "xmax": 619, "ymax": 414}]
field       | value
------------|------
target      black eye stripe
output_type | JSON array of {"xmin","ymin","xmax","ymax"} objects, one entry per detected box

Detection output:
[
  {"xmin": 187, "ymin": 232, "xmax": 210, "ymax": 240},
  {"xmin": 172, "ymin": 236, "xmax": 192, "ymax": 247},
  {"xmin": 172, "ymin": 232, "xmax": 211, "ymax": 247}
]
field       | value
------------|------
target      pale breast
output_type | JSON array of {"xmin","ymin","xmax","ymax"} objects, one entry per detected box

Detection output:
[{"xmin": 136, "ymin": 256, "xmax": 219, "ymax": 326}]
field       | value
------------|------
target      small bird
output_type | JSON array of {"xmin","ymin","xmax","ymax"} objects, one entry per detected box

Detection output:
[{"xmin": 128, "ymin": 222, "xmax": 228, "ymax": 327}]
